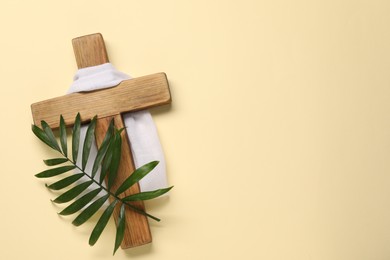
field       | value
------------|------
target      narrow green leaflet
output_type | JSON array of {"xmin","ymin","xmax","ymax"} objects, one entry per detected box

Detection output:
[
  {"xmin": 100, "ymin": 140, "xmax": 114, "ymax": 184},
  {"xmin": 115, "ymin": 161, "xmax": 159, "ymax": 196},
  {"xmin": 59, "ymin": 115, "xmax": 68, "ymax": 156},
  {"xmin": 108, "ymin": 131, "xmax": 122, "ymax": 189},
  {"xmin": 59, "ymin": 188, "xmax": 102, "ymax": 216},
  {"xmin": 35, "ymin": 165, "xmax": 76, "ymax": 178},
  {"xmin": 32, "ymin": 124, "xmax": 57, "ymax": 150},
  {"xmin": 53, "ymin": 180, "xmax": 93, "ymax": 204},
  {"xmin": 72, "ymin": 194, "xmax": 110, "ymax": 226},
  {"xmin": 41, "ymin": 120, "xmax": 61, "ymax": 152},
  {"xmin": 46, "ymin": 173, "xmax": 84, "ymax": 190},
  {"xmin": 72, "ymin": 113, "xmax": 81, "ymax": 163},
  {"xmin": 89, "ymin": 200, "xmax": 118, "ymax": 246},
  {"xmin": 91, "ymin": 119, "xmax": 114, "ymax": 178},
  {"xmin": 43, "ymin": 158, "xmax": 68, "ymax": 166},
  {"xmin": 113, "ymin": 204, "xmax": 126, "ymax": 255},
  {"xmin": 123, "ymin": 186, "xmax": 173, "ymax": 201},
  {"xmin": 82, "ymin": 116, "xmax": 97, "ymax": 170}
]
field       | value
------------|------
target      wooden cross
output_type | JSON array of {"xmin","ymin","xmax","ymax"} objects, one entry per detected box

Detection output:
[{"xmin": 31, "ymin": 33, "xmax": 171, "ymax": 248}]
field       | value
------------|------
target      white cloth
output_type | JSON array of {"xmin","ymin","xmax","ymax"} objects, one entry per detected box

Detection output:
[{"xmin": 68, "ymin": 63, "xmax": 168, "ymax": 192}]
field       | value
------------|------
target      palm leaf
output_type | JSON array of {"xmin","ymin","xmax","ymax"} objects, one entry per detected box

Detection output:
[
  {"xmin": 59, "ymin": 115, "xmax": 68, "ymax": 156},
  {"xmin": 72, "ymin": 113, "xmax": 81, "ymax": 163},
  {"xmin": 115, "ymin": 161, "xmax": 159, "ymax": 196},
  {"xmin": 113, "ymin": 203, "xmax": 126, "ymax": 255},
  {"xmin": 32, "ymin": 113, "xmax": 171, "ymax": 253},
  {"xmin": 72, "ymin": 194, "xmax": 110, "ymax": 226},
  {"xmin": 59, "ymin": 188, "xmax": 102, "ymax": 216},
  {"xmin": 82, "ymin": 115, "xmax": 97, "ymax": 170},
  {"xmin": 46, "ymin": 173, "xmax": 84, "ymax": 190},
  {"xmin": 52, "ymin": 180, "xmax": 93, "ymax": 203},
  {"xmin": 35, "ymin": 165, "xmax": 76, "ymax": 178},
  {"xmin": 89, "ymin": 200, "xmax": 118, "ymax": 246}
]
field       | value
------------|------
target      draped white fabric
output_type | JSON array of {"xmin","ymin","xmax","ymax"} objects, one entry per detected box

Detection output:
[{"xmin": 69, "ymin": 63, "xmax": 168, "ymax": 192}]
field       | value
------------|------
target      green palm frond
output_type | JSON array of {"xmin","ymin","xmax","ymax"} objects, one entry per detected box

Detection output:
[{"xmin": 32, "ymin": 114, "xmax": 172, "ymax": 255}]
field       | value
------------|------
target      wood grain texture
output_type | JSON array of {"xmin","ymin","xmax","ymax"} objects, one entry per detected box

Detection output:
[
  {"xmin": 72, "ymin": 33, "xmax": 109, "ymax": 69},
  {"xmin": 95, "ymin": 115, "xmax": 152, "ymax": 248},
  {"xmin": 31, "ymin": 73, "xmax": 171, "ymax": 128}
]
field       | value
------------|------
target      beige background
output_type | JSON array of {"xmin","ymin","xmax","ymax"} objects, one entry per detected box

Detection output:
[{"xmin": 1, "ymin": 0, "xmax": 390, "ymax": 259}]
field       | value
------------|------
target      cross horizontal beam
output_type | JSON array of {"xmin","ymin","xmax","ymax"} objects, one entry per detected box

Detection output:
[{"xmin": 31, "ymin": 73, "xmax": 171, "ymax": 128}]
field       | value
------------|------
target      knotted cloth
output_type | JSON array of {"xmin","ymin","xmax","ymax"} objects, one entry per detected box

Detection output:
[{"xmin": 68, "ymin": 63, "xmax": 168, "ymax": 192}]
